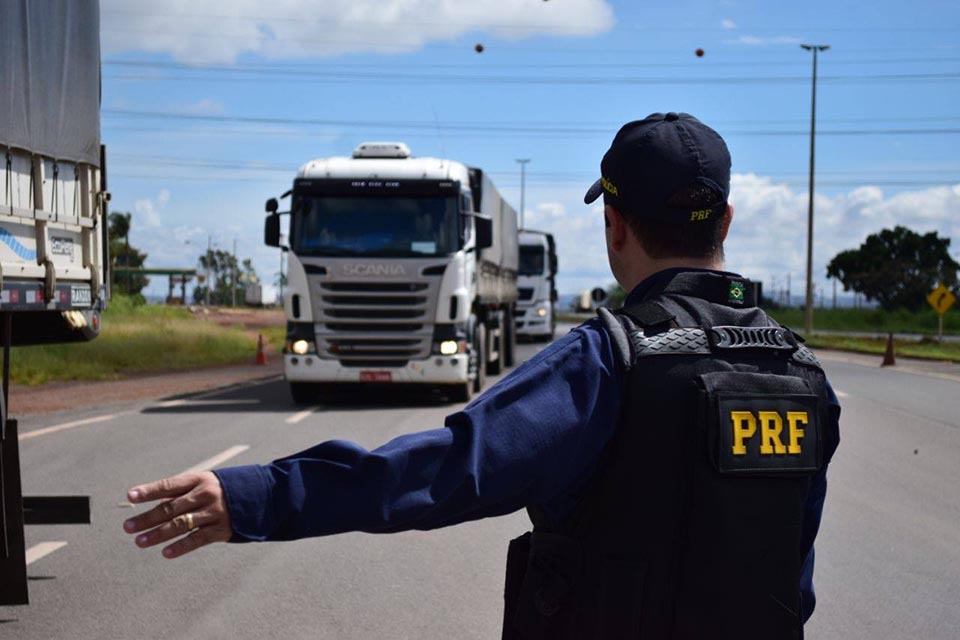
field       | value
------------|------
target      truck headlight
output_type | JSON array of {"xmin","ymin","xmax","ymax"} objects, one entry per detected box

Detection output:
[
  {"xmin": 291, "ymin": 339, "xmax": 313, "ymax": 355},
  {"xmin": 439, "ymin": 340, "xmax": 459, "ymax": 355},
  {"xmin": 537, "ymin": 307, "xmax": 548, "ymax": 317}
]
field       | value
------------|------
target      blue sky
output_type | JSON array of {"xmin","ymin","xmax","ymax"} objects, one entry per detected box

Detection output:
[{"xmin": 99, "ymin": 0, "xmax": 960, "ymax": 303}]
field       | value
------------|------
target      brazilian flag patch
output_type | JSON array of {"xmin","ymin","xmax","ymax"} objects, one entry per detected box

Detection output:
[{"xmin": 728, "ymin": 281, "xmax": 745, "ymax": 305}]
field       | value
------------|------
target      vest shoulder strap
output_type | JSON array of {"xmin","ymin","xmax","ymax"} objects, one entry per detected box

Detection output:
[
  {"xmin": 598, "ymin": 305, "xmax": 823, "ymax": 370},
  {"xmin": 597, "ymin": 301, "xmax": 677, "ymax": 371}
]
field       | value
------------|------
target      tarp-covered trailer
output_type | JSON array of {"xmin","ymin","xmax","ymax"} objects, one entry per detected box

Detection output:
[{"xmin": 0, "ymin": 0, "xmax": 108, "ymax": 605}]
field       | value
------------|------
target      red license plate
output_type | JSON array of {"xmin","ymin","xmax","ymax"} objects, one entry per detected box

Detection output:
[{"xmin": 360, "ymin": 371, "xmax": 392, "ymax": 383}]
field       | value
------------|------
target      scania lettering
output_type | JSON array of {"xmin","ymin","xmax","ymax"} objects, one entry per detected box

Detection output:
[
  {"xmin": 515, "ymin": 230, "xmax": 558, "ymax": 341},
  {"xmin": 264, "ymin": 142, "xmax": 519, "ymax": 403}
]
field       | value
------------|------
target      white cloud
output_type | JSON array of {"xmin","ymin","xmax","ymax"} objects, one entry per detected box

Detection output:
[
  {"xmin": 727, "ymin": 175, "xmax": 960, "ymax": 293},
  {"xmin": 721, "ymin": 19, "xmax": 737, "ymax": 29},
  {"xmin": 726, "ymin": 35, "xmax": 802, "ymax": 46},
  {"xmin": 101, "ymin": 0, "xmax": 616, "ymax": 63},
  {"xmin": 522, "ymin": 176, "xmax": 960, "ymax": 295},
  {"xmin": 133, "ymin": 188, "xmax": 170, "ymax": 227}
]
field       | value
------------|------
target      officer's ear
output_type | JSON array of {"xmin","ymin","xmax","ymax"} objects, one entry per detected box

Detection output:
[
  {"xmin": 720, "ymin": 204, "xmax": 734, "ymax": 242},
  {"xmin": 604, "ymin": 205, "xmax": 629, "ymax": 250}
]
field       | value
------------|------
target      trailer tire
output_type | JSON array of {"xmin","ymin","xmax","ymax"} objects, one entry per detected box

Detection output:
[
  {"xmin": 486, "ymin": 314, "xmax": 502, "ymax": 376},
  {"xmin": 289, "ymin": 382, "xmax": 320, "ymax": 405},
  {"xmin": 503, "ymin": 306, "xmax": 517, "ymax": 368},
  {"xmin": 447, "ymin": 381, "xmax": 472, "ymax": 403},
  {"xmin": 473, "ymin": 323, "xmax": 487, "ymax": 394}
]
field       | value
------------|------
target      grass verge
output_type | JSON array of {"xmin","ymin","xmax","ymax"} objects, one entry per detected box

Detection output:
[
  {"xmin": 766, "ymin": 307, "xmax": 959, "ymax": 336},
  {"xmin": 805, "ymin": 334, "xmax": 960, "ymax": 363},
  {"xmin": 11, "ymin": 297, "xmax": 281, "ymax": 385}
]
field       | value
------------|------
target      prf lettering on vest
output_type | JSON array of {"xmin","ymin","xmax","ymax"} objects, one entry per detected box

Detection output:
[{"xmin": 730, "ymin": 410, "xmax": 807, "ymax": 455}]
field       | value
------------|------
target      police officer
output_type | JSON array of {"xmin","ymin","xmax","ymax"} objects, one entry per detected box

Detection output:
[{"xmin": 124, "ymin": 113, "xmax": 840, "ymax": 639}]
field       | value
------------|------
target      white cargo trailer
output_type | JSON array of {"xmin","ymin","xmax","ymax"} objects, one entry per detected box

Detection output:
[
  {"xmin": 0, "ymin": 0, "xmax": 107, "ymax": 605},
  {"xmin": 264, "ymin": 142, "xmax": 519, "ymax": 403}
]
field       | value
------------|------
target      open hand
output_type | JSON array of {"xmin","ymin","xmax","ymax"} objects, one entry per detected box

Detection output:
[{"xmin": 123, "ymin": 471, "xmax": 232, "ymax": 559}]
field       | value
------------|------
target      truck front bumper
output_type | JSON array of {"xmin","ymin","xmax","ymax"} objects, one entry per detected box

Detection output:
[{"xmin": 284, "ymin": 354, "xmax": 470, "ymax": 384}]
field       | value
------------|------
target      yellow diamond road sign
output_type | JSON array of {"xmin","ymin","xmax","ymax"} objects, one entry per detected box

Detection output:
[{"xmin": 927, "ymin": 284, "xmax": 957, "ymax": 315}]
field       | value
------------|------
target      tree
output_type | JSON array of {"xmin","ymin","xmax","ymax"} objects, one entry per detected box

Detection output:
[
  {"xmin": 827, "ymin": 226, "xmax": 959, "ymax": 311},
  {"xmin": 193, "ymin": 249, "xmax": 259, "ymax": 305},
  {"xmin": 606, "ymin": 283, "xmax": 627, "ymax": 308},
  {"xmin": 109, "ymin": 211, "xmax": 149, "ymax": 297}
]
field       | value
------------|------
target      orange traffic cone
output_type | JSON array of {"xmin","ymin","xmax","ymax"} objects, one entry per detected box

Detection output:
[
  {"xmin": 256, "ymin": 333, "xmax": 268, "ymax": 366},
  {"xmin": 881, "ymin": 332, "xmax": 896, "ymax": 367}
]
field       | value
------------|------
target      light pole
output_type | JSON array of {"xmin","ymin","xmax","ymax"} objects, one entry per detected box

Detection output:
[
  {"xmin": 801, "ymin": 43, "xmax": 829, "ymax": 335},
  {"xmin": 516, "ymin": 158, "xmax": 530, "ymax": 229}
]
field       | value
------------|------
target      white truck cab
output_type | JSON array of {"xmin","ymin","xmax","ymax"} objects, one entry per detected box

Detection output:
[
  {"xmin": 515, "ymin": 230, "xmax": 558, "ymax": 340},
  {"xmin": 264, "ymin": 142, "xmax": 519, "ymax": 403}
]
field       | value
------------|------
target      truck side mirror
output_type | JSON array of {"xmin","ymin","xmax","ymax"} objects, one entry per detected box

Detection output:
[
  {"xmin": 265, "ymin": 214, "xmax": 281, "ymax": 247},
  {"xmin": 265, "ymin": 198, "xmax": 279, "ymax": 214},
  {"xmin": 474, "ymin": 215, "xmax": 493, "ymax": 250}
]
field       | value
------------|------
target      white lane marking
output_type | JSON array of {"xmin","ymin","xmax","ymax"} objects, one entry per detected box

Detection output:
[
  {"xmin": 25, "ymin": 541, "xmax": 68, "ymax": 565},
  {"xmin": 155, "ymin": 399, "xmax": 259, "ymax": 408},
  {"xmin": 285, "ymin": 408, "xmax": 314, "ymax": 425},
  {"xmin": 836, "ymin": 390, "xmax": 849, "ymax": 398},
  {"xmin": 180, "ymin": 445, "xmax": 250, "ymax": 475},
  {"xmin": 19, "ymin": 414, "xmax": 118, "ymax": 442}
]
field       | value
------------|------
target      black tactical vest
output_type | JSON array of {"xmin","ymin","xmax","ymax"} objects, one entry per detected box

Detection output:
[{"xmin": 502, "ymin": 272, "xmax": 838, "ymax": 640}]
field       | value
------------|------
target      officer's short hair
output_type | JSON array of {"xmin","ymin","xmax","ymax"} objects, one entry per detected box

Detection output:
[{"xmin": 621, "ymin": 183, "xmax": 726, "ymax": 260}]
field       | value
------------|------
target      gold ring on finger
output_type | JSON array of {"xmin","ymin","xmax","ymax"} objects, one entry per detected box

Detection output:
[{"xmin": 184, "ymin": 512, "xmax": 196, "ymax": 531}]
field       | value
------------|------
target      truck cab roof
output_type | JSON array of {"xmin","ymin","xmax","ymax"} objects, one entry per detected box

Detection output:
[{"xmin": 298, "ymin": 142, "xmax": 472, "ymax": 185}]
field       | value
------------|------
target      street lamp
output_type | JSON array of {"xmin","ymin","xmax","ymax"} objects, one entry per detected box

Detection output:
[
  {"xmin": 801, "ymin": 43, "xmax": 829, "ymax": 335},
  {"xmin": 516, "ymin": 159, "xmax": 530, "ymax": 229}
]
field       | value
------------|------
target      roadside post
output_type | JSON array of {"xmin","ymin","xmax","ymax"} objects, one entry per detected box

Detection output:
[{"xmin": 926, "ymin": 284, "xmax": 956, "ymax": 344}]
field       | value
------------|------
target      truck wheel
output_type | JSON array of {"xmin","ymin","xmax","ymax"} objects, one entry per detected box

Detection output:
[
  {"xmin": 503, "ymin": 307, "xmax": 517, "ymax": 368},
  {"xmin": 289, "ymin": 382, "xmax": 319, "ymax": 405},
  {"xmin": 486, "ymin": 316, "xmax": 502, "ymax": 376},
  {"xmin": 473, "ymin": 323, "xmax": 487, "ymax": 393}
]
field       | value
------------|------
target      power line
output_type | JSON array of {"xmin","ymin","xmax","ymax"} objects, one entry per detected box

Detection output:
[
  {"xmin": 99, "ymin": 10, "xmax": 960, "ymax": 32},
  {"xmin": 102, "ymin": 69, "xmax": 960, "ymax": 86},
  {"xmin": 101, "ymin": 110, "xmax": 960, "ymax": 137},
  {"xmin": 101, "ymin": 56, "xmax": 960, "ymax": 72},
  {"xmin": 98, "ymin": 26, "xmax": 960, "ymax": 56}
]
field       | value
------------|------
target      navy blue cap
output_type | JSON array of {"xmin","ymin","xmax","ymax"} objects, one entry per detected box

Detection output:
[{"xmin": 584, "ymin": 112, "xmax": 731, "ymax": 223}]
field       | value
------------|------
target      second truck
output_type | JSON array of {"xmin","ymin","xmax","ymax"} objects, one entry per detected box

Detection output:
[{"xmin": 265, "ymin": 142, "xmax": 519, "ymax": 403}]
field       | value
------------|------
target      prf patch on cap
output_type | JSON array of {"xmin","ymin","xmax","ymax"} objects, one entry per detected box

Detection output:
[
  {"xmin": 715, "ymin": 393, "xmax": 821, "ymax": 474},
  {"xmin": 728, "ymin": 281, "xmax": 745, "ymax": 305},
  {"xmin": 601, "ymin": 176, "xmax": 618, "ymax": 197}
]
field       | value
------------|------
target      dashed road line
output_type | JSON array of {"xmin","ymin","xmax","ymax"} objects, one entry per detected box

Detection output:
[
  {"xmin": 285, "ymin": 408, "xmax": 314, "ymax": 425},
  {"xmin": 25, "ymin": 541, "xmax": 68, "ymax": 565},
  {"xmin": 154, "ymin": 399, "xmax": 260, "ymax": 408},
  {"xmin": 179, "ymin": 445, "xmax": 250, "ymax": 475},
  {"xmin": 19, "ymin": 413, "xmax": 119, "ymax": 441}
]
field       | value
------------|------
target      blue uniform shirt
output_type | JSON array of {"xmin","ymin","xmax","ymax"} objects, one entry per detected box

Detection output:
[{"xmin": 215, "ymin": 268, "xmax": 840, "ymax": 622}]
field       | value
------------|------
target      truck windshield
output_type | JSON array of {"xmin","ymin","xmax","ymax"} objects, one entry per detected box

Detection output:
[
  {"xmin": 292, "ymin": 195, "xmax": 460, "ymax": 257},
  {"xmin": 519, "ymin": 245, "xmax": 546, "ymax": 275}
]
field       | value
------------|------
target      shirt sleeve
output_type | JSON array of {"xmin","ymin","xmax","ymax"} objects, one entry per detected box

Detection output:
[
  {"xmin": 799, "ymin": 379, "xmax": 842, "ymax": 622},
  {"xmin": 214, "ymin": 319, "xmax": 623, "ymax": 542}
]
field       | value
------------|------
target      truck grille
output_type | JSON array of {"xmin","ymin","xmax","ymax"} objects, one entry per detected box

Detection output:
[
  {"xmin": 314, "ymin": 279, "xmax": 439, "ymax": 365},
  {"xmin": 518, "ymin": 287, "xmax": 535, "ymax": 301}
]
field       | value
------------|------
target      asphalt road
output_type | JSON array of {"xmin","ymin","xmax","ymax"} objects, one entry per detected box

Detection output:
[{"xmin": 3, "ymin": 327, "xmax": 959, "ymax": 639}]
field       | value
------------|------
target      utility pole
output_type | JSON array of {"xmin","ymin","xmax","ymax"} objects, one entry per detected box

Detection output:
[
  {"xmin": 516, "ymin": 159, "xmax": 530, "ymax": 229},
  {"xmin": 204, "ymin": 235, "xmax": 211, "ymax": 307},
  {"xmin": 801, "ymin": 43, "xmax": 830, "ymax": 335},
  {"xmin": 832, "ymin": 277, "xmax": 837, "ymax": 309},
  {"xmin": 231, "ymin": 238, "xmax": 238, "ymax": 308},
  {"xmin": 787, "ymin": 273, "xmax": 792, "ymax": 307}
]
